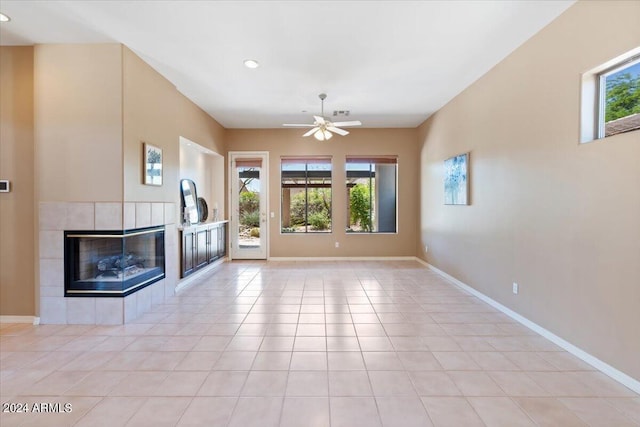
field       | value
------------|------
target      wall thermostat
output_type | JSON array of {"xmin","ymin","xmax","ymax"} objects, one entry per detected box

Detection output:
[{"xmin": 0, "ymin": 180, "xmax": 10, "ymax": 192}]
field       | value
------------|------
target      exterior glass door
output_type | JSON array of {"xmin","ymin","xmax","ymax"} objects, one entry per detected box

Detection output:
[{"xmin": 230, "ymin": 153, "xmax": 268, "ymax": 259}]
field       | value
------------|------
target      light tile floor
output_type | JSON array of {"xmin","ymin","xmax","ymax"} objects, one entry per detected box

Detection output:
[{"xmin": 1, "ymin": 260, "xmax": 638, "ymax": 426}]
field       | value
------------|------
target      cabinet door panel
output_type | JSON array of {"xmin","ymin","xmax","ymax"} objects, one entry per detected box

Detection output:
[
  {"xmin": 182, "ymin": 231, "xmax": 195, "ymax": 276},
  {"xmin": 196, "ymin": 229, "xmax": 209, "ymax": 268},
  {"xmin": 219, "ymin": 225, "xmax": 227, "ymax": 257},
  {"xmin": 208, "ymin": 227, "xmax": 218, "ymax": 263},
  {"xmin": 181, "ymin": 223, "xmax": 228, "ymax": 278}
]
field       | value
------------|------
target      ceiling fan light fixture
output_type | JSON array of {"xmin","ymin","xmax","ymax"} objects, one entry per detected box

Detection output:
[
  {"xmin": 243, "ymin": 59, "xmax": 259, "ymax": 69},
  {"xmin": 314, "ymin": 128, "xmax": 332, "ymax": 141},
  {"xmin": 283, "ymin": 93, "xmax": 361, "ymax": 140}
]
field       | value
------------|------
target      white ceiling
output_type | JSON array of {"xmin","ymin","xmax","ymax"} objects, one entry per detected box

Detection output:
[{"xmin": 0, "ymin": 0, "xmax": 574, "ymax": 128}]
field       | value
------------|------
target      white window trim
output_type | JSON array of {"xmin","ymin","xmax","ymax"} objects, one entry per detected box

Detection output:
[
  {"xmin": 580, "ymin": 47, "xmax": 640, "ymax": 144},
  {"xmin": 345, "ymin": 156, "xmax": 399, "ymax": 234},
  {"xmin": 280, "ymin": 157, "xmax": 333, "ymax": 234},
  {"xmin": 597, "ymin": 54, "xmax": 640, "ymax": 139}
]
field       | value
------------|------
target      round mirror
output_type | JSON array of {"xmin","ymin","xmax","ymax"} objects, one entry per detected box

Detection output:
[{"xmin": 197, "ymin": 197, "xmax": 209, "ymax": 222}]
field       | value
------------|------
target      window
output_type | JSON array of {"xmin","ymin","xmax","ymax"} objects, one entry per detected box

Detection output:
[
  {"xmin": 581, "ymin": 49, "xmax": 640, "ymax": 143},
  {"xmin": 281, "ymin": 157, "xmax": 332, "ymax": 233},
  {"xmin": 346, "ymin": 156, "xmax": 397, "ymax": 233},
  {"xmin": 598, "ymin": 55, "xmax": 640, "ymax": 138}
]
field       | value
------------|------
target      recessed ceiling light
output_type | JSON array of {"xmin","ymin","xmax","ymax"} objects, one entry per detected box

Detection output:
[
  {"xmin": 243, "ymin": 59, "xmax": 259, "ymax": 69},
  {"xmin": 0, "ymin": 13, "xmax": 11, "ymax": 22}
]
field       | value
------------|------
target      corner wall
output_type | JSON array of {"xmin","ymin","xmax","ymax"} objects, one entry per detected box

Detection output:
[
  {"xmin": 0, "ymin": 47, "xmax": 35, "ymax": 316},
  {"xmin": 226, "ymin": 128, "xmax": 418, "ymax": 258},
  {"xmin": 121, "ymin": 46, "xmax": 227, "ymax": 295},
  {"xmin": 417, "ymin": 0, "xmax": 640, "ymax": 381},
  {"xmin": 34, "ymin": 44, "xmax": 123, "ymax": 203},
  {"xmin": 1, "ymin": 43, "xmax": 227, "ymax": 320}
]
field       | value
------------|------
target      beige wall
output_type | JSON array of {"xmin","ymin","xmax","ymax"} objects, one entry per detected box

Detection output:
[
  {"xmin": 0, "ymin": 47, "xmax": 35, "ymax": 316},
  {"xmin": 417, "ymin": 0, "xmax": 640, "ymax": 380},
  {"xmin": 121, "ymin": 47, "xmax": 227, "ymax": 288},
  {"xmin": 179, "ymin": 141, "xmax": 225, "ymax": 218},
  {"xmin": 34, "ymin": 44, "xmax": 123, "ymax": 202},
  {"xmin": 177, "ymin": 89, "xmax": 227, "ymax": 221},
  {"xmin": 226, "ymin": 128, "xmax": 418, "ymax": 257},
  {"xmin": 123, "ymin": 47, "xmax": 179, "ymax": 204},
  {"xmin": 178, "ymin": 92, "xmax": 226, "ymax": 156},
  {"xmin": 180, "ymin": 142, "xmax": 214, "ymax": 205},
  {"xmin": 0, "ymin": 44, "xmax": 227, "ymax": 316},
  {"xmin": 123, "ymin": 46, "xmax": 226, "ymax": 205}
]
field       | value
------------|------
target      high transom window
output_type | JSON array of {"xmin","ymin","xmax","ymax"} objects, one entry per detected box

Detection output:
[
  {"xmin": 581, "ymin": 49, "xmax": 640, "ymax": 143},
  {"xmin": 598, "ymin": 55, "xmax": 640, "ymax": 138}
]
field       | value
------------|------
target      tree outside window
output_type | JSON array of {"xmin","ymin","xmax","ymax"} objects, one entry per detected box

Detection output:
[
  {"xmin": 346, "ymin": 157, "xmax": 397, "ymax": 233},
  {"xmin": 281, "ymin": 158, "xmax": 332, "ymax": 233},
  {"xmin": 601, "ymin": 58, "xmax": 640, "ymax": 137}
]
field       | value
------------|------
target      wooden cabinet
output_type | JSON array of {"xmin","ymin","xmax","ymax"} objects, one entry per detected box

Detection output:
[
  {"xmin": 208, "ymin": 225, "xmax": 226, "ymax": 263},
  {"xmin": 195, "ymin": 229, "xmax": 209, "ymax": 268},
  {"xmin": 182, "ymin": 230, "xmax": 196, "ymax": 276},
  {"xmin": 180, "ymin": 221, "xmax": 227, "ymax": 278}
]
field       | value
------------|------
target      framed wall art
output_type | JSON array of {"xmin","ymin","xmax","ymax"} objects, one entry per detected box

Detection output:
[
  {"xmin": 144, "ymin": 143, "xmax": 163, "ymax": 186},
  {"xmin": 444, "ymin": 152, "xmax": 469, "ymax": 205}
]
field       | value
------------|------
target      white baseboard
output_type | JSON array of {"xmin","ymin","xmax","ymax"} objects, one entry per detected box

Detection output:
[
  {"xmin": 0, "ymin": 316, "xmax": 40, "ymax": 325},
  {"xmin": 175, "ymin": 257, "xmax": 227, "ymax": 294},
  {"xmin": 420, "ymin": 258, "xmax": 640, "ymax": 394},
  {"xmin": 268, "ymin": 256, "xmax": 417, "ymax": 262}
]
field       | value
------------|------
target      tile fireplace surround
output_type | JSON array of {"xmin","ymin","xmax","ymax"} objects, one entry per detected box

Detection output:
[{"xmin": 39, "ymin": 202, "xmax": 178, "ymax": 325}]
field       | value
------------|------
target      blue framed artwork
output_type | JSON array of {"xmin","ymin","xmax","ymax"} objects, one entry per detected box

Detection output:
[{"xmin": 444, "ymin": 152, "xmax": 469, "ymax": 205}]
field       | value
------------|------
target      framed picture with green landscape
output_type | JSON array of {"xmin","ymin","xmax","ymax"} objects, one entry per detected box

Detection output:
[
  {"xmin": 144, "ymin": 143, "xmax": 163, "ymax": 186},
  {"xmin": 444, "ymin": 152, "xmax": 469, "ymax": 205}
]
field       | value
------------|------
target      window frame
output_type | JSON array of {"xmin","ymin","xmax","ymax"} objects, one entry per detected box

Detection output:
[
  {"xmin": 280, "ymin": 156, "xmax": 333, "ymax": 234},
  {"xmin": 345, "ymin": 156, "xmax": 398, "ymax": 235},
  {"xmin": 581, "ymin": 48, "xmax": 640, "ymax": 143},
  {"xmin": 596, "ymin": 54, "xmax": 640, "ymax": 139}
]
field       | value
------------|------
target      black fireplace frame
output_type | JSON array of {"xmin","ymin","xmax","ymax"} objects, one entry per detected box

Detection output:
[{"xmin": 64, "ymin": 226, "xmax": 166, "ymax": 297}]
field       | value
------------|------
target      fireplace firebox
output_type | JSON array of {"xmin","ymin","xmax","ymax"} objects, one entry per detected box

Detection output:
[{"xmin": 64, "ymin": 226, "xmax": 165, "ymax": 297}]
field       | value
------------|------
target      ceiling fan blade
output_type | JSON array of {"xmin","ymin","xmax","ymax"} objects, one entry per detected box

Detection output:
[
  {"xmin": 283, "ymin": 124, "xmax": 315, "ymax": 127},
  {"xmin": 327, "ymin": 126, "xmax": 349, "ymax": 136},
  {"xmin": 303, "ymin": 127, "xmax": 320, "ymax": 137},
  {"xmin": 313, "ymin": 115, "xmax": 326, "ymax": 125},
  {"xmin": 331, "ymin": 120, "xmax": 362, "ymax": 127}
]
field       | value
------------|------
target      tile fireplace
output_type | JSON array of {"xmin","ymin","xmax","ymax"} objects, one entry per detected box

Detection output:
[
  {"xmin": 39, "ymin": 201, "xmax": 178, "ymax": 324},
  {"xmin": 64, "ymin": 226, "xmax": 165, "ymax": 297}
]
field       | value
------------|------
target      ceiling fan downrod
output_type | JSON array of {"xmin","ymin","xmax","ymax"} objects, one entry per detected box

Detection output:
[{"xmin": 319, "ymin": 93, "xmax": 327, "ymax": 117}]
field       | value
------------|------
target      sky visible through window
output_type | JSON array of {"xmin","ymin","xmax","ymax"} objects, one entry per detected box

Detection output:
[
  {"xmin": 281, "ymin": 163, "xmax": 331, "ymax": 171},
  {"xmin": 347, "ymin": 163, "xmax": 373, "ymax": 171},
  {"xmin": 608, "ymin": 61, "xmax": 640, "ymax": 80},
  {"xmin": 239, "ymin": 167, "xmax": 260, "ymax": 193}
]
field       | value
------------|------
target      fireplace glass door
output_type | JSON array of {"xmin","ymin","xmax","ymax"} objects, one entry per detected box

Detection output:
[{"xmin": 64, "ymin": 226, "xmax": 165, "ymax": 297}]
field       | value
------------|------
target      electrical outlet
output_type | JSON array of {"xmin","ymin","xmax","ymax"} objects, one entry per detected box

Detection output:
[
  {"xmin": 335, "ymin": 242, "xmax": 340, "ymax": 248},
  {"xmin": 512, "ymin": 282, "xmax": 519, "ymax": 295}
]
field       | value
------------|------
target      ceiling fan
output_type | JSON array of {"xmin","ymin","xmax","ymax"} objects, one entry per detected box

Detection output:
[{"xmin": 283, "ymin": 93, "xmax": 362, "ymax": 141}]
